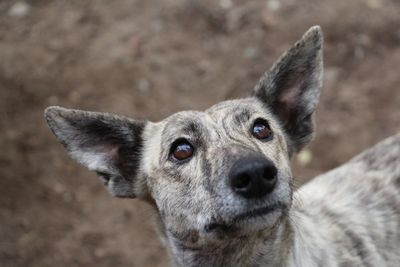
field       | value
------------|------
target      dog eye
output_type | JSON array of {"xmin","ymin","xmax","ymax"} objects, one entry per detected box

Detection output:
[
  {"xmin": 170, "ymin": 139, "xmax": 194, "ymax": 161},
  {"xmin": 251, "ymin": 119, "xmax": 272, "ymax": 140}
]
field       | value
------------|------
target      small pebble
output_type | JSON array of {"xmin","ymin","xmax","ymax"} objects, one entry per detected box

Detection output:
[
  {"xmin": 8, "ymin": 2, "xmax": 30, "ymax": 18},
  {"xmin": 296, "ymin": 149, "xmax": 313, "ymax": 167},
  {"xmin": 137, "ymin": 78, "xmax": 150, "ymax": 92},
  {"xmin": 266, "ymin": 0, "xmax": 281, "ymax": 12},
  {"xmin": 366, "ymin": 0, "xmax": 382, "ymax": 9},
  {"xmin": 354, "ymin": 46, "xmax": 365, "ymax": 60},
  {"xmin": 220, "ymin": 0, "xmax": 233, "ymax": 10},
  {"xmin": 243, "ymin": 47, "xmax": 258, "ymax": 59}
]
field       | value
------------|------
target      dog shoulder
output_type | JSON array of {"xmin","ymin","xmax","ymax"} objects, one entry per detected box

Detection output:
[
  {"xmin": 350, "ymin": 133, "xmax": 400, "ymax": 182},
  {"xmin": 291, "ymin": 134, "xmax": 400, "ymax": 266},
  {"xmin": 297, "ymin": 133, "xmax": 400, "ymax": 199}
]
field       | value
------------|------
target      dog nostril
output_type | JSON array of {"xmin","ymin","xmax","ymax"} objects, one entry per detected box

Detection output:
[
  {"xmin": 204, "ymin": 223, "xmax": 219, "ymax": 232},
  {"xmin": 262, "ymin": 166, "xmax": 277, "ymax": 181},
  {"xmin": 204, "ymin": 223, "xmax": 231, "ymax": 233},
  {"xmin": 232, "ymin": 173, "xmax": 251, "ymax": 189}
]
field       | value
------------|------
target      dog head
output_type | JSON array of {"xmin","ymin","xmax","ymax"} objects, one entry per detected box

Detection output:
[{"xmin": 45, "ymin": 26, "xmax": 323, "ymax": 257}]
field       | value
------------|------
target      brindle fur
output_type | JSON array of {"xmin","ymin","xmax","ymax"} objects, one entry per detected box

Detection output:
[{"xmin": 44, "ymin": 26, "xmax": 400, "ymax": 267}]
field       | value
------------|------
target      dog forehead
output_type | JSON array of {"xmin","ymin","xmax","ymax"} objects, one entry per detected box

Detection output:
[
  {"xmin": 163, "ymin": 110, "xmax": 209, "ymax": 129},
  {"xmin": 160, "ymin": 110, "xmax": 211, "ymax": 140},
  {"xmin": 206, "ymin": 98, "xmax": 267, "ymax": 118},
  {"xmin": 159, "ymin": 98, "xmax": 271, "ymax": 139}
]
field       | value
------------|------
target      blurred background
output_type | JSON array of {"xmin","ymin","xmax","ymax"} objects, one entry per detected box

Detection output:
[{"xmin": 1, "ymin": 0, "xmax": 399, "ymax": 266}]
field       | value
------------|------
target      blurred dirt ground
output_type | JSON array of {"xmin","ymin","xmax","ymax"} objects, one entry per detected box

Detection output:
[{"xmin": 0, "ymin": 0, "xmax": 399, "ymax": 266}]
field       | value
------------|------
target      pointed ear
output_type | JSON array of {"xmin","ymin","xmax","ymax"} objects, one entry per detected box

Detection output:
[
  {"xmin": 44, "ymin": 106, "xmax": 148, "ymax": 198},
  {"xmin": 252, "ymin": 26, "xmax": 323, "ymax": 154}
]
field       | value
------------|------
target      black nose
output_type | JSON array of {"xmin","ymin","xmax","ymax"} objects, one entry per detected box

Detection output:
[{"xmin": 229, "ymin": 156, "xmax": 277, "ymax": 199}]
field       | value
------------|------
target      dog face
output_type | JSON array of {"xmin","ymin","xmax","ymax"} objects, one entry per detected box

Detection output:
[
  {"xmin": 45, "ymin": 26, "xmax": 323, "ymax": 257},
  {"xmin": 141, "ymin": 98, "xmax": 294, "ymax": 251}
]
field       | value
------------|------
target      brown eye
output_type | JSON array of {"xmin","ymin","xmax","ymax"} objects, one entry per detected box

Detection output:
[
  {"xmin": 170, "ymin": 139, "xmax": 194, "ymax": 161},
  {"xmin": 252, "ymin": 119, "xmax": 272, "ymax": 140}
]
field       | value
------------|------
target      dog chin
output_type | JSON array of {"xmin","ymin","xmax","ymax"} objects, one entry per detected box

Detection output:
[{"xmin": 204, "ymin": 202, "xmax": 286, "ymax": 235}]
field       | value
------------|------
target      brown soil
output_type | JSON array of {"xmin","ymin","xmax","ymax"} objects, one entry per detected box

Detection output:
[{"xmin": 1, "ymin": 0, "xmax": 399, "ymax": 266}]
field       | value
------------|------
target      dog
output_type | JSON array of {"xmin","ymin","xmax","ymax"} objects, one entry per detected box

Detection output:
[{"xmin": 44, "ymin": 26, "xmax": 400, "ymax": 266}]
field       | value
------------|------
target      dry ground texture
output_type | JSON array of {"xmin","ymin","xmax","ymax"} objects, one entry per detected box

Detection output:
[{"xmin": 1, "ymin": 0, "xmax": 399, "ymax": 266}]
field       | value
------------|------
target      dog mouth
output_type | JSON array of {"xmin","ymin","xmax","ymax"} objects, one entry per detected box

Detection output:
[
  {"xmin": 232, "ymin": 202, "xmax": 286, "ymax": 222},
  {"xmin": 204, "ymin": 202, "xmax": 286, "ymax": 233}
]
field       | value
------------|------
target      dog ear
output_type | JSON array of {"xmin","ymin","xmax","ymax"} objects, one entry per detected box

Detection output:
[
  {"xmin": 44, "ymin": 106, "xmax": 147, "ymax": 198},
  {"xmin": 252, "ymin": 26, "xmax": 323, "ymax": 154}
]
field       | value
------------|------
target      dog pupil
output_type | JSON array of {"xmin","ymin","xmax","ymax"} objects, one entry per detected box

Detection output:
[
  {"xmin": 253, "ymin": 123, "xmax": 270, "ymax": 139},
  {"xmin": 174, "ymin": 143, "xmax": 193, "ymax": 160}
]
